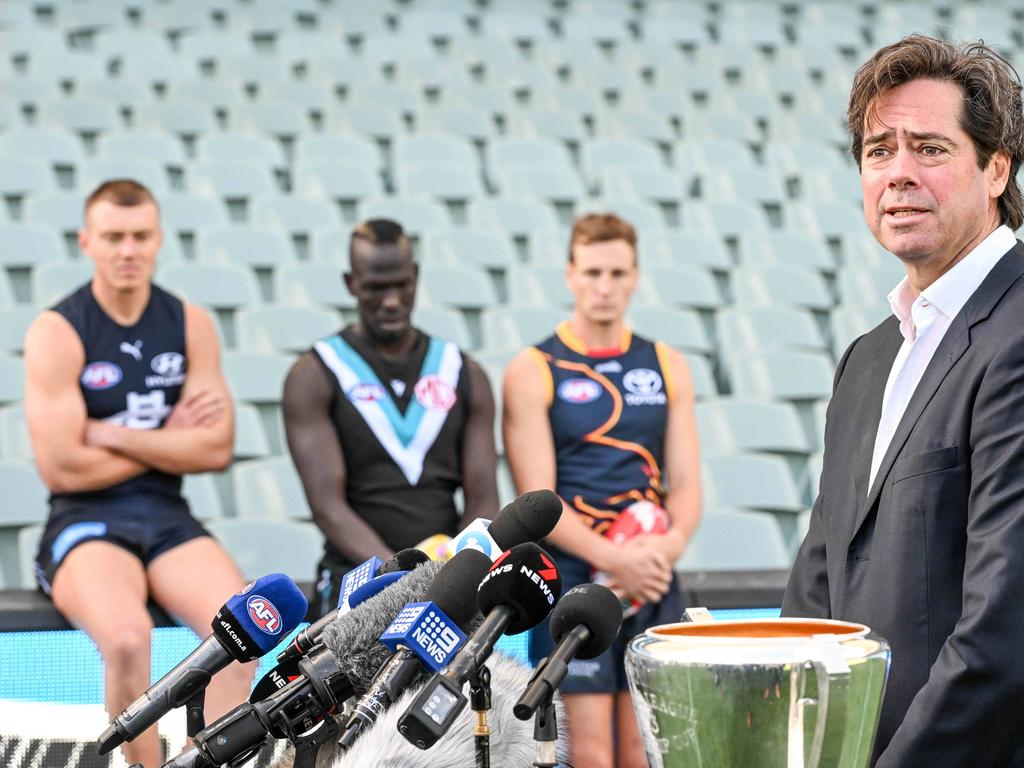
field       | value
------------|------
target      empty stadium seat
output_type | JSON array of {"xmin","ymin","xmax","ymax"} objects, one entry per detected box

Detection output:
[
  {"xmin": 30, "ymin": 261, "xmax": 93, "ymax": 307},
  {"xmin": 581, "ymin": 139, "xmax": 663, "ymax": 188},
  {"xmin": 294, "ymin": 134, "xmax": 383, "ymax": 172},
  {"xmin": 159, "ymin": 263, "xmax": 261, "ymax": 311},
  {"xmin": 732, "ymin": 265, "xmax": 833, "ymax": 311},
  {"xmin": 0, "ymin": 460, "xmax": 48, "ymax": 587},
  {"xmin": 642, "ymin": 265, "xmax": 722, "ymax": 310},
  {"xmin": 79, "ymin": 157, "xmax": 170, "ymax": 197},
  {"xmin": 412, "ymin": 306, "xmax": 473, "ymax": 350},
  {"xmin": 234, "ymin": 401, "xmax": 273, "ymax": 460},
  {"xmin": 702, "ymin": 454, "xmax": 803, "ymax": 513},
  {"xmin": 161, "ymin": 193, "xmax": 230, "ymax": 240},
  {"xmin": 677, "ymin": 508, "xmax": 791, "ymax": 570},
  {"xmin": 468, "ymin": 197, "xmax": 559, "ymax": 238},
  {"xmin": 420, "ymin": 264, "xmax": 498, "ymax": 310},
  {"xmin": 0, "ymin": 307, "xmax": 36, "ymax": 354},
  {"xmin": 236, "ymin": 305, "xmax": 340, "ymax": 354},
  {"xmin": 232, "ymin": 457, "xmax": 310, "ymax": 519},
  {"xmin": 0, "ymin": 158, "xmax": 57, "ymax": 200},
  {"xmin": 197, "ymin": 132, "xmax": 288, "ymax": 172},
  {"xmin": 481, "ymin": 306, "xmax": 568, "ymax": 351},
  {"xmin": 696, "ymin": 398, "xmax": 810, "ymax": 456},
  {"xmin": 294, "ymin": 163, "xmax": 383, "ymax": 209},
  {"xmin": 629, "ymin": 308, "xmax": 712, "ymax": 356},
  {"xmin": 181, "ymin": 473, "xmax": 224, "ymax": 521},
  {"xmin": 358, "ymin": 197, "xmax": 450, "ymax": 238},
  {"xmin": 717, "ymin": 306, "xmax": 826, "ymax": 354},
  {"xmin": 207, "ymin": 518, "xmax": 323, "ymax": 582},
  {"xmin": 0, "ymin": 224, "xmax": 66, "ymax": 267},
  {"xmin": 275, "ymin": 263, "xmax": 355, "ymax": 310},
  {"xmin": 643, "ymin": 231, "xmax": 731, "ymax": 270},
  {"xmin": 197, "ymin": 226, "xmax": 297, "ymax": 269},
  {"xmin": 725, "ymin": 350, "xmax": 835, "ymax": 402},
  {"xmin": 395, "ymin": 165, "xmax": 484, "ymax": 203},
  {"xmin": 423, "ymin": 229, "xmax": 517, "ymax": 271},
  {"xmin": 222, "ymin": 351, "xmax": 296, "ymax": 403}
]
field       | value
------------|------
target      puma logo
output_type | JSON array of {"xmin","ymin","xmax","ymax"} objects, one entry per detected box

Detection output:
[{"xmin": 120, "ymin": 340, "xmax": 143, "ymax": 361}]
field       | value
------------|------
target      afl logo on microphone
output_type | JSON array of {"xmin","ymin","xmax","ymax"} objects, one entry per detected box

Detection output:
[
  {"xmin": 81, "ymin": 361, "xmax": 122, "ymax": 390},
  {"xmin": 415, "ymin": 374, "xmax": 457, "ymax": 411},
  {"xmin": 623, "ymin": 368, "xmax": 666, "ymax": 406},
  {"xmin": 558, "ymin": 378, "xmax": 602, "ymax": 404},
  {"xmin": 246, "ymin": 595, "xmax": 283, "ymax": 635}
]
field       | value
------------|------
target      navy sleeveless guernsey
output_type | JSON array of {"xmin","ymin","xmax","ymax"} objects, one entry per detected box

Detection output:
[
  {"xmin": 534, "ymin": 322, "xmax": 675, "ymax": 532},
  {"xmin": 50, "ymin": 282, "xmax": 187, "ymax": 511},
  {"xmin": 313, "ymin": 326, "xmax": 470, "ymax": 571}
]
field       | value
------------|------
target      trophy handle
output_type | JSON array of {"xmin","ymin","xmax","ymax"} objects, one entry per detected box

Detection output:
[{"xmin": 789, "ymin": 650, "xmax": 851, "ymax": 768}]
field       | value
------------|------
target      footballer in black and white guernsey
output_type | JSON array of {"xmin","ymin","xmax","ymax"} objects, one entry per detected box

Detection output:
[
  {"xmin": 23, "ymin": 180, "xmax": 252, "ymax": 768},
  {"xmin": 282, "ymin": 218, "xmax": 500, "ymax": 618}
]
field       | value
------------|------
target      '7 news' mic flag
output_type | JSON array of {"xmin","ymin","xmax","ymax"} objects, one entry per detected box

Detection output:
[{"xmin": 380, "ymin": 603, "xmax": 467, "ymax": 672}]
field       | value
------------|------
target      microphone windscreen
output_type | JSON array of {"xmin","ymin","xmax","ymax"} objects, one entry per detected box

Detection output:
[
  {"xmin": 478, "ymin": 543, "xmax": 563, "ymax": 635},
  {"xmin": 219, "ymin": 574, "xmax": 308, "ymax": 660},
  {"xmin": 488, "ymin": 490, "xmax": 562, "ymax": 550},
  {"xmin": 549, "ymin": 583, "xmax": 623, "ymax": 659},
  {"xmin": 424, "ymin": 548, "xmax": 491, "ymax": 629},
  {"xmin": 322, "ymin": 561, "xmax": 443, "ymax": 693},
  {"xmin": 379, "ymin": 548, "xmax": 431, "ymax": 575},
  {"xmin": 348, "ymin": 570, "xmax": 408, "ymax": 609}
]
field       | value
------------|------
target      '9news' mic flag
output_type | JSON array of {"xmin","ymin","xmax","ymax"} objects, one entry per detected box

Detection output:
[
  {"xmin": 338, "ymin": 549, "xmax": 491, "ymax": 748},
  {"xmin": 97, "ymin": 573, "xmax": 307, "ymax": 755},
  {"xmin": 398, "ymin": 542, "xmax": 562, "ymax": 750}
]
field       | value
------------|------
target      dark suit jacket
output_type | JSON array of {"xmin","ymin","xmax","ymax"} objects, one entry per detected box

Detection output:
[{"xmin": 784, "ymin": 243, "xmax": 1024, "ymax": 767}]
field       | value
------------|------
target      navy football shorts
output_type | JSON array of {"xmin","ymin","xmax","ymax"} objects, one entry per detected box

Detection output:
[
  {"xmin": 35, "ymin": 494, "xmax": 210, "ymax": 595},
  {"xmin": 528, "ymin": 545, "xmax": 685, "ymax": 694}
]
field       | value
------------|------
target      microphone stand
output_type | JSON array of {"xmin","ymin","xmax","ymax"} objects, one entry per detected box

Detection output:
[
  {"xmin": 532, "ymin": 698, "xmax": 558, "ymax": 768},
  {"xmin": 184, "ymin": 689, "xmax": 206, "ymax": 742},
  {"xmin": 469, "ymin": 665, "xmax": 491, "ymax": 768}
]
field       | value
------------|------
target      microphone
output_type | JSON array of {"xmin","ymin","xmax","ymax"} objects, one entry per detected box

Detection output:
[
  {"xmin": 514, "ymin": 583, "xmax": 623, "ymax": 719},
  {"xmin": 339, "ymin": 548, "xmax": 492, "ymax": 747},
  {"xmin": 277, "ymin": 548, "xmax": 428, "ymax": 665},
  {"xmin": 166, "ymin": 561, "xmax": 446, "ymax": 768},
  {"xmin": 97, "ymin": 573, "xmax": 307, "ymax": 755},
  {"xmin": 397, "ymin": 542, "xmax": 562, "ymax": 750}
]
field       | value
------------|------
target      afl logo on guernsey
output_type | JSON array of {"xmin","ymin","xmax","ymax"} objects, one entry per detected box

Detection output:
[
  {"xmin": 623, "ymin": 368, "xmax": 667, "ymax": 406},
  {"xmin": 246, "ymin": 594, "xmax": 283, "ymax": 635},
  {"xmin": 348, "ymin": 382, "xmax": 387, "ymax": 402},
  {"xmin": 558, "ymin": 378, "xmax": 602, "ymax": 404},
  {"xmin": 415, "ymin": 374, "xmax": 457, "ymax": 411},
  {"xmin": 81, "ymin": 361, "xmax": 122, "ymax": 390}
]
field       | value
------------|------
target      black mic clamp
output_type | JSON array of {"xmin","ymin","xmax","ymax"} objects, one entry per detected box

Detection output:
[{"xmin": 397, "ymin": 673, "xmax": 469, "ymax": 750}]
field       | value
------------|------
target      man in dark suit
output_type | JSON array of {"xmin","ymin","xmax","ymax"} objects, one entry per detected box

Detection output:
[{"xmin": 784, "ymin": 36, "xmax": 1024, "ymax": 766}]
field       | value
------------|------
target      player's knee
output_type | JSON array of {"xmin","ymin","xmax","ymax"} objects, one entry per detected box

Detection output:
[{"xmin": 99, "ymin": 618, "xmax": 153, "ymax": 668}]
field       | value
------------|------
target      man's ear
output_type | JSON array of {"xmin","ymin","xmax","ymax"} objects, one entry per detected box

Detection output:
[
  {"xmin": 343, "ymin": 271, "xmax": 356, "ymax": 297},
  {"xmin": 987, "ymin": 149, "xmax": 1012, "ymax": 200}
]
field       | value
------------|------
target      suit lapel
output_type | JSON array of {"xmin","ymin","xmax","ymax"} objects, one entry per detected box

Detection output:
[
  {"xmin": 850, "ymin": 320, "xmax": 903, "ymax": 538},
  {"xmin": 854, "ymin": 244, "xmax": 1024, "ymax": 536}
]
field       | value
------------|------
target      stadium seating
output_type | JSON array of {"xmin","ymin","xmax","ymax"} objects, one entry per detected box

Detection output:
[{"xmin": 11, "ymin": 0, "xmax": 1008, "ymax": 580}]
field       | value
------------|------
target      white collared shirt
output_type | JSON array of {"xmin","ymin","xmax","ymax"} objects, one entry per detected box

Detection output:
[{"xmin": 867, "ymin": 225, "xmax": 1016, "ymax": 491}]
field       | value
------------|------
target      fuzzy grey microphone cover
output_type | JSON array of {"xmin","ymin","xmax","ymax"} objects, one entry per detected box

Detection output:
[
  {"xmin": 330, "ymin": 652, "xmax": 568, "ymax": 767},
  {"xmin": 320, "ymin": 560, "xmax": 444, "ymax": 695}
]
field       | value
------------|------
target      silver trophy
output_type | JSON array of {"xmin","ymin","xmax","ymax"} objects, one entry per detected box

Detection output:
[{"xmin": 625, "ymin": 617, "xmax": 890, "ymax": 768}]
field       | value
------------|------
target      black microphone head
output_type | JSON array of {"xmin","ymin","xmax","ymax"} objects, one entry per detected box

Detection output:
[
  {"xmin": 425, "ymin": 548, "xmax": 492, "ymax": 629},
  {"xmin": 487, "ymin": 490, "xmax": 563, "ymax": 550},
  {"xmin": 379, "ymin": 548, "xmax": 431, "ymax": 575},
  {"xmin": 478, "ymin": 542, "xmax": 562, "ymax": 635},
  {"xmin": 549, "ymin": 583, "xmax": 623, "ymax": 659}
]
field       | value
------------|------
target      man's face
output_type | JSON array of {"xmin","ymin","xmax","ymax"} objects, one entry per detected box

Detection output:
[
  {"xmin": 566, "ymin": 238, "xmax": 638, "ymax": 325},
  {"xmin": 79, "ymin": 200, "xmax": 162, "ymax": 292},
  {"xmin": 860, "ymin": 78, "xmax": 1009, "ymax": 277},
  {"xmin": 346, "ymin": 243, "xmax": 417, "ymax": 343}
]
